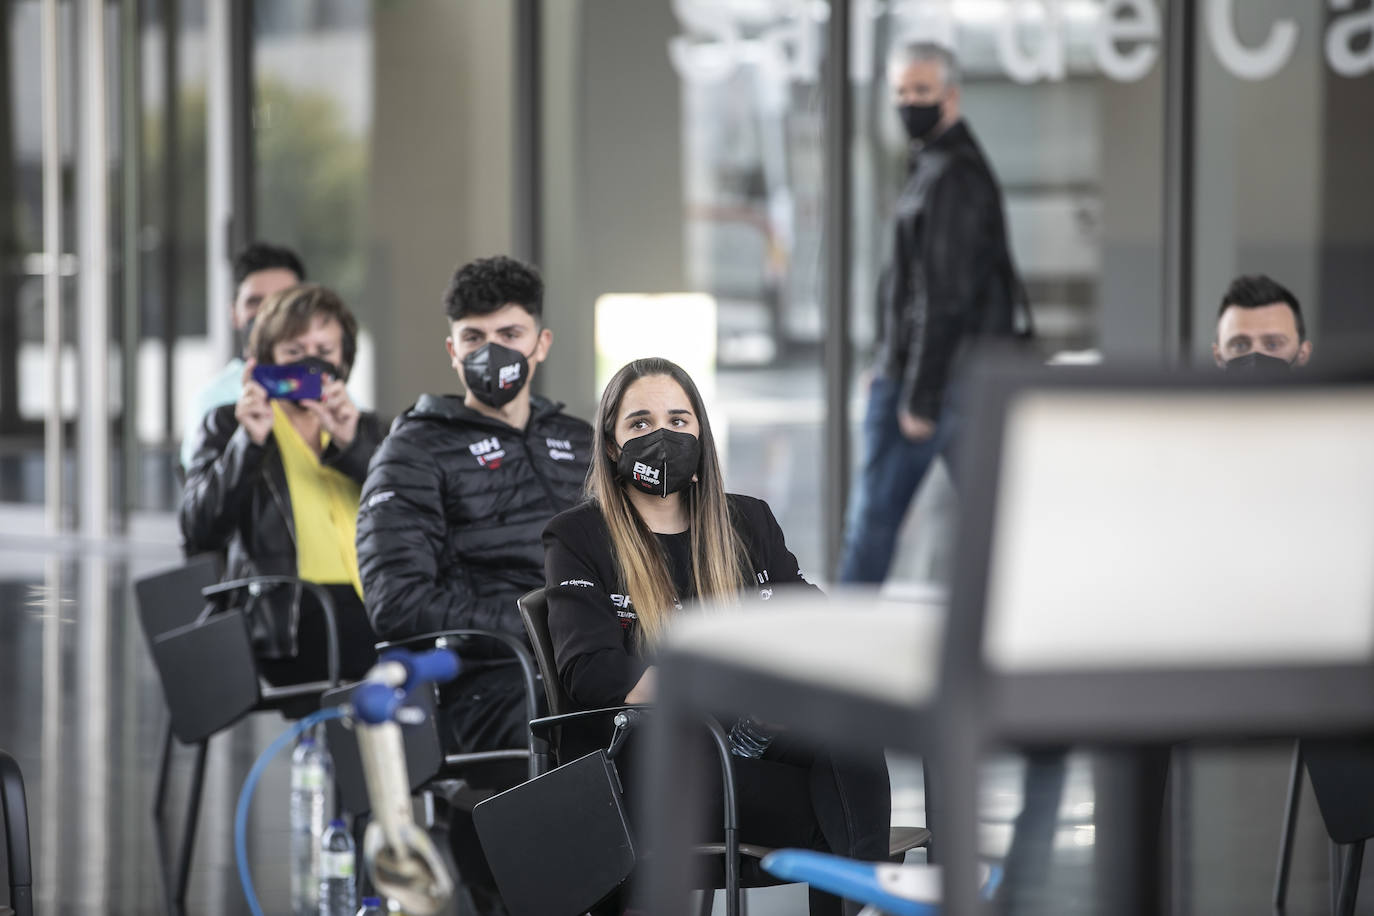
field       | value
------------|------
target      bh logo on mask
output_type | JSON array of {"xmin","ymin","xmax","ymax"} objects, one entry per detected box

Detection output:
[
  {"xmin": 498, "ymin": 363, "xmax": 522, "ymax": 390},
  {"xmin": 632, "ymin": 461, "xmax": 661, "ymax": 487}
]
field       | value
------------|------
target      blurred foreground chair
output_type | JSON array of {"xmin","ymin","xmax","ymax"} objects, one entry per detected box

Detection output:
[
  {"xmin": 649, "ymin": 358, "xmax": 1374, "ymax": 915},
  {"xmin": 135, "ymin": 558, "xmax": 345, "ymax": 916},
  {"xmin": 0, "ymin": 751, "xmax": 32, "ymax": 916},
  {"xmin": 470, "ymin": 588, "xmax": 929, "ymax": 916}
]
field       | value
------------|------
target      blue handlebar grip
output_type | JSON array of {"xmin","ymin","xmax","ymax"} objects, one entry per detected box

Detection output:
[
  {"xmin": 353, "ymin": 682, "xmax": 401, "ymax": 725},
  {"xmin": 378, "ymin": 648, "xmax": 460, "ymax": 689},
  {"xmin": 409, "ymin": 648, "xmax": 460, "ymax": 685}
]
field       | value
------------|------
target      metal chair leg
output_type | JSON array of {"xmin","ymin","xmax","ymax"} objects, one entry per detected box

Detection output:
[
  {"xmin": 1337, "ymin": 840, "xmax": 1364, "ymax": 916},
  {"xmin": 153, "ymin": 723, "xmax": 173, "ymax": 819},
  {"xmin": 1332, "ymin": 841, "xmax": 1344, "ymax": 916},
  {"xmin": 1274, "ymin": 742, "xmax": 1303, "ymax": 912},
  {"xmin": 921, "ymin": 757, "xmax": 937, "ymax": 865},
  {"xmin": 174, "ymin": 740, "xmax": 209, "ymax": 916}
]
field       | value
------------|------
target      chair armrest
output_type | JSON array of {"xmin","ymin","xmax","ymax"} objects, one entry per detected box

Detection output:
[
  {"xmin": 377, "ymin": 628, "xmax": 543, "ymax": 782},
  {"xmin": 203, "ymin": 575, "xmax": 342, "ymax": 687},
  {"xmin": 0, "ymin": 751, "xmax": 33, "ymax": 916},
  {"xmin": 528, "ymin": 705, "xmax": 651, "ymax": 739}
]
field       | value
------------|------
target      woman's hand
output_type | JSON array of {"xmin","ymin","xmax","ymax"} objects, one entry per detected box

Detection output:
[
  {"xmin": 624, "ymin": 666, "xmax": 657, "ymax": 704},
  {"xmin": 301, "ymin": 376, "xmax": 360, "ymax": 449},
  {"xmin": 235, "ymin": 359, "xmax": 274, "ymax": 445}
]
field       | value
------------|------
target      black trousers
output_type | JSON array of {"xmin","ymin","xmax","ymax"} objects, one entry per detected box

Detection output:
[
  {"xmin": 439, "ymin": 661, "xmax": 548, "ymax": 916},
  {"xmin": 257, "ymin": 583, "xmax": 378, "ymax": 686}
]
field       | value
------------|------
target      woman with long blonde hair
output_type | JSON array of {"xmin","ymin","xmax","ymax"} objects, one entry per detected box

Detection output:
[{"xmin": 543, "ymin": 357, "xmax": 890, "ymax": 916}]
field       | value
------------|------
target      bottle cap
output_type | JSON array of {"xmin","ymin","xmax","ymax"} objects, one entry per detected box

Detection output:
[
  {"xmin": 299, "ymin": 736, "xmax": 315, "ymax": 746},
  {"xmin": 329, "ymin": 818, "xmax": 346, "ymax": 829},
  {"xmin": 361, "ymin": 898, "xmax": 381, "ymax": 906}
]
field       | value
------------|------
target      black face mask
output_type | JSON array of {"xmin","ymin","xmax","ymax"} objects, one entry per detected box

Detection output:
[
  {"xmin": 898, "ymin": 103, "xmax": 942, "ymax": 142},
  {"xmin": 616, "ymin": 428, "xmax": 701, "ymax": 499},
  {"xmin": 1224, "ymin": 352, "xmax": 1296, "ymax": 373},
  {"xmin": 299, "ymin": 355, "xmax": 346, "ymax": 382},
  {"xmin": 463, "ymin": 342, "xmax": 530, "ymax": 408}
]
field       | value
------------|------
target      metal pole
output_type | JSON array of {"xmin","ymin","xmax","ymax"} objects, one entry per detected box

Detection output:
[
  {"xmin": 1162, "ymin": 0, "xmax": 1197, "ymax": 362},
  {"xmin": 40, "ymin": 0, "xmax": 64, "ymax": 533},
  {"xmin": 120, "ymin": 0, "xmax": 142, "ymax": 526},
  {"xmin": 160, "ymin": 0, "xmax": 179, "ymax": 443},
  {"xmin": 205, "ymin": 0, "xmax": 234, "ymax": 367},
  {"xmin": 513, "ymin": 0, "xmax": 542, "ymax": 267},
  {"xmin": 228, "ymin": 0, "xmax": 254, "ymax": 252},
  {"xmin": 77, "ymin": 0, "xmax": 111, "ymax": 539},
  {"xmin": 824, "ymin": 0, "xmax": 853, "ymax": 576}
]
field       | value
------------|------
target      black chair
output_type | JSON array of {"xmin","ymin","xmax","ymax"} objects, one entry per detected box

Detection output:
[
  {"xmin": 135, "ymin": 560, "xmax": 347, "ymax": 916},
  {"xmin": 493, "ymin": 588, "xmax": 929, "ymax": 916},
  {"xmin": 320, "ymin": 627, "xmax": 543, "ymax": 818},
  {"xmin": 0, "ymin": 751, "xmax": 32, "ymax": 916}
]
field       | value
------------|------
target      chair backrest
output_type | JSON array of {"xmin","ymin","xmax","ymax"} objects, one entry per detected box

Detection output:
[
  {"xmin": 517, "ymin": 588, "xmax": 570, "ymax": 717},
  {"xmin": 151, "ymin": 612, "xmax": 262, "ymax": 743},
  {"xmin": 0, "ymin": 752, "xmax": 32, "ymax": 916},
  {"xmin": 133, "ymin": 555, "xmax": 220, "ymax": 644},
  {"xmin": 947, "ymin": 359, "xmax": 1374, "ymax": 742}
]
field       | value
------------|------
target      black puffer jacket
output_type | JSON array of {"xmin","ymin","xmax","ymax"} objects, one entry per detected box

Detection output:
[
  {"xmin": 179, "ymin": 403, "xmax": 386, "ymax": 657},
  {"xmin": 356, "ymin": 394, "xmax": 592, "ymax": 648},
  {"xmin": 876, "ymin": 119, "xmax": 1033, "ymax": 420}
]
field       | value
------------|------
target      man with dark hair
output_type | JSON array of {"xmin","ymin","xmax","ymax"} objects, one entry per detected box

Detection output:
[
  {"xmin": 838, "ymin": 41, "xmax": 1030, "ymax": 584},
  {"xmin": 1213, "ymin": 273, "xmax": 1312, "ymax": 370},
  {"xmin": 356, "ymin": 255, "xmax": 591, "ymax": 913},
  {"xmin": 180, "ymin": 242, "xmax": 306, "ymax": 468}
]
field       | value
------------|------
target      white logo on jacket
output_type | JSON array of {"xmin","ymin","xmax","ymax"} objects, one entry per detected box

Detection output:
[{"xmin": 469, "ymin": 436, "xmax": 506, "ymax": 469}]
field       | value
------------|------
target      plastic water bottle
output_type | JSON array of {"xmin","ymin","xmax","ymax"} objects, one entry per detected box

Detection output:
[
  {"xmin": 356, "ymin": 897, "xmax": 385, "ymax": 916},
  {"xmin": 291, "ymin": 737, "xmax": 334, "ymax": 916},
  {"xmin": 727, "ymin": 715, "xmax": 774, "ymax": 758},
  {"xmin": 319, "ymin": 818, "xmax": 357, "ymax": 916}
]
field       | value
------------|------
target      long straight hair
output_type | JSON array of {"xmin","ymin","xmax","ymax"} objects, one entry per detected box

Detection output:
[{"xmin": 587, "ymin": 358, "xmax": 749, "ymax": 647}]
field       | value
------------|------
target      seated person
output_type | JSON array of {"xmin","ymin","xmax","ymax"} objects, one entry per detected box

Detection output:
[
  {"xmin": 543, "ymin": 357, "xmax": 891, "ymax": 916},
  {"xmin": 181, "ymin": 242, "xmax": 305, "ymax": 471},
  {"xmin": 181, "ymin": 284, "xmax": 384, "ymax": 684}
]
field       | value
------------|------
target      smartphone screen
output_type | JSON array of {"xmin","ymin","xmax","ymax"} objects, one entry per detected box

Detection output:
[{"xmin": 252, "ymin": 362, "xmax": 325, "ymax": 401}]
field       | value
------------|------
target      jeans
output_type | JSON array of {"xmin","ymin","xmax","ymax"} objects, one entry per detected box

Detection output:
[{"xmin": 838, "ymin": 375, "xmax": 961, "ymax": 584}]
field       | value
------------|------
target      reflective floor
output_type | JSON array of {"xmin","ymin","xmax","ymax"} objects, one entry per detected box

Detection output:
[{"xmin": 0, "ymin": 522, "xmax": 1366, "ymax": 915}]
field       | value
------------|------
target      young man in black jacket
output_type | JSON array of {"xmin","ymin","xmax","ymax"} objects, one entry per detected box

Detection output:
[
  {"xmin": 356, "ymin": 255, "xmax": 592, "ymax": 751},
  {"xmin": 356, "ymin": 256, "xmax": 591, "ymax": 914}
]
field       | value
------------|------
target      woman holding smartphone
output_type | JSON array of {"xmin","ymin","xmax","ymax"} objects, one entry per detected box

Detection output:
[
  {"xmin": 181, "ymin": 283, "xmax": 384, "ymax": 684},
  {"xmin": 543, "ymin": 357, "xmax": 891, "ymax": 916}
]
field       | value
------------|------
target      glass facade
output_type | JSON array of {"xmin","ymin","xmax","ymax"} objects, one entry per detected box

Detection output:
[{"xmin": 0, "ymin": 0, "xmax": 1371, "ymax": 555}]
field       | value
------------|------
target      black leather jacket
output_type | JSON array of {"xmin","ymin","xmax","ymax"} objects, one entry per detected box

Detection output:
[
  {"xmin": 179, "ymin": 403, "xmax": 386, "ymax": 658},
  {"xmin": 875, "ymin": 120, "xmax": 1031, "ymax": 420}
]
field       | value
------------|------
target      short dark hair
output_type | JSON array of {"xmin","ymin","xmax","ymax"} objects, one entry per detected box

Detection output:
[
  {"xmin": 443, "ymin": 255, "xmax": 543, "ymax": 323},
  {"xmin": 233, "ymin": 242, "xmax": 306, "ymax": 289},
  {"xmin": 249, "ymin": 283, "xmax": 358, "ymax": 372},
  {"xmin": 1218, "ymin": 274, "xmax": 1306, "ymax": 341}
]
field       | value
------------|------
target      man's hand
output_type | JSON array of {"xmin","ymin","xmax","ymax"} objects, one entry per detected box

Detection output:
[
  {"xmin": 898, "ymin": 407, "xmax": 936, "ymax": 442},
  {"xmin": 235, "ymin": 359, "xmax": 274, "ymax": 445},
  {"xmin": 301, "ymin": 376, "xmax": 360, "ymax": 450}
]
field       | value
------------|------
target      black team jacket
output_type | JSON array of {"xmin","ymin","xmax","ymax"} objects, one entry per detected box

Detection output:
[{"xmin": 355, "ymin": 393, "xmax": 592, "ymax": 658}]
